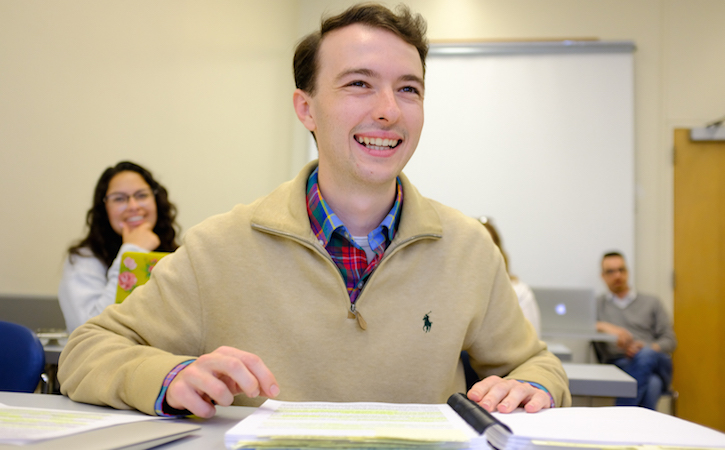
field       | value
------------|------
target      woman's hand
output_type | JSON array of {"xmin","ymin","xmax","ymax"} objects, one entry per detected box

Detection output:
[{"xmin": 121, "ymin": 222, "xmax": 160, "ymax": 251}]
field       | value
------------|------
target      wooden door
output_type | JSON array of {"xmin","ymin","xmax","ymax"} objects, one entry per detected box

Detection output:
[{"xmin": 673, "ymin": 128, "xmax": 725, "ymax": 431}]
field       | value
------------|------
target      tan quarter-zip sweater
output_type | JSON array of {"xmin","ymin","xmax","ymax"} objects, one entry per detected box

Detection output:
[{"xmin": 58, "ymin": 161, "xmax": 571, "ymax": 415}]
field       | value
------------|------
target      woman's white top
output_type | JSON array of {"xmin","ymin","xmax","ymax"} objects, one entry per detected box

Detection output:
[
  {"xmin": 511, "ymin": 279, "xmax": 542, "ymax": 338},
  {"xmin": 58, "ymin": 243, "xmax": 147, "ymax": 333}
]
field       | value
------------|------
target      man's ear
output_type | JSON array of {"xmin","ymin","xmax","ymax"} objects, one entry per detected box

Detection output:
[{"xmin": 293, "ymin": 89, "xmax": 316, "ymax": 132}]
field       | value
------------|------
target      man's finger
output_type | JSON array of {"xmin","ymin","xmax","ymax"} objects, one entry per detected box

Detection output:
[
  {"xmin": 466, "ymin": 375, "xmax": 501, "ymax": 404},
  {"xmin": 469, "ymin": 378, "xmax": 551, "ymax": 414},
  {"xmin": 468, "ymin": 376, "xmax": 511, "ymax": 412},
  {"xmin": 238, "ymin": 352, "xmax": 280, "ymax": 398},
  {"xmin": 522, "ymin": 389, "xmax": 552, "ymax": 413},
  {"xmin": 494, "ymin": 382, "xmax": 535, "ymax": 413},
  {"xmin": 166, "ymin": 375, "xmax": 217, "ymax": 418},
  {"xmin": 203, "ymin": 347, "xmax": 279, "ymax": 400},
  {"xmin": 192, "ymin": 352, "xmax": 261, "ymax": 402}
]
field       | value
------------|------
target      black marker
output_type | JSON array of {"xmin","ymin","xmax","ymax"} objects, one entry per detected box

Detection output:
[{"xmin": 447, "ymin": 393, "xmax": 512, "ymax": 449}]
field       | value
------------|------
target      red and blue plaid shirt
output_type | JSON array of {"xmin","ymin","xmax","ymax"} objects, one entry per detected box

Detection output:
[{"xmin": 306, "ymin": 167, "xmax": 403, "ymax": 304}]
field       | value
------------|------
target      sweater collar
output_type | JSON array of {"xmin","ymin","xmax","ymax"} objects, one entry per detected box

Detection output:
[{"xmin": 250, "ymin": 160, "xmax": 443, "ymax": 244}]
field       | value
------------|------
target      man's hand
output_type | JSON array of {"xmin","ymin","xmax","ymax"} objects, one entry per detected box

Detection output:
[
  {"xmin": 166, "ymin": 346, "xmax": 279, "ymax": 418},
  {"xmin": 467, "ymin": 376, "xmax": 552, "ymax": 414},
  {"xmin": 597, "ymin": 321, "xmax": 633, "ymax": 350},
  {"xmin": 121, "ymin": 222, "xmax": 160, "ymax": 251},
  {"xmin": 625, "ymin": 340, "xmax": 645, "ymax": 358}
]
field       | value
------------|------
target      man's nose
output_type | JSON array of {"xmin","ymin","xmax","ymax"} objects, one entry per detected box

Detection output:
[{"xmin": 373, "ymin": 88, "xmax": 401, "ymax": 123}]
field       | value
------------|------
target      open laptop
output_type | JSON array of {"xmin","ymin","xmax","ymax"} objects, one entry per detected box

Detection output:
[
  {"xmin": 0, "ymin": 294, "xmax": 66, "ymax": 332},
  {"xmin": 532, "ymin": 287, "xmax": 597, "ymax": 336}
]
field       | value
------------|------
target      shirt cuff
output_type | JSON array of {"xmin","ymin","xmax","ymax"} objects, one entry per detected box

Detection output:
[{"xmin": 154, "ymin": 360, "xmax": 195, "ymax": 416}]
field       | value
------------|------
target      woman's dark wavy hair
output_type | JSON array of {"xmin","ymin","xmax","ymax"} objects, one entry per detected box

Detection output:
[{"xmin": 68, "ymin": 161, "xmax": 180, "ymax": 270}]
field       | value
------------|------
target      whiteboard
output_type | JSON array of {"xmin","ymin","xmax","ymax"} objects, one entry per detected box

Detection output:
[{"xmin": 403, "ymin": 41, "xmax": 635, "ymax": 290}]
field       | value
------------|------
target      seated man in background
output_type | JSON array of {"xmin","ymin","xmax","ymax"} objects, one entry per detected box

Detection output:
[
  {"xmin": 58, "ymin": 2, "xmax": 570, "ymax": 418},
  {"xmin": 595, "ymin": 251, "xmax": 677, "ymax": 409}
]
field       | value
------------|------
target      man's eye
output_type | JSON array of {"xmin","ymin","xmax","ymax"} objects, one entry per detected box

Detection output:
[
  {"xmin": 348, "ymin": 81, "xmax": 366, "ymax": 87},
  {"xmin": 401, "ymin": 86, "xmax": 420, "ymax": 95}
]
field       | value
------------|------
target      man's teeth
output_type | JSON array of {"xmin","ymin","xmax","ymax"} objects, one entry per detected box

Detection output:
[{"xmin": 356, "ymin": 136, "xmax": 400, "ymax": 149}]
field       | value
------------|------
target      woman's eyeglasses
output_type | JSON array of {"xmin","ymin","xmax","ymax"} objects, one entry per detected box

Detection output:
[{"xmin": 104, "ymin": 189, "xmax": 156, "ymax": 211}]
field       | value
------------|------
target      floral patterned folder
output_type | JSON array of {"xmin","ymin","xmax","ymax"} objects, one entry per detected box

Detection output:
[{"xmin": 115, "ymin": 251, "xmax": 170, "ymax": 303}]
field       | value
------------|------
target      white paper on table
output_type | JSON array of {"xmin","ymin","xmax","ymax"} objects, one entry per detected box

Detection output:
[
  {"xmin": 491, "ymin": 406, "xmax": 725, "ymax": 448},
  {"xmin": 224, "ymin": 399, "xmax": 491, "ymax": 449},
  {"xmin": 0, "ymin": 402, "xmax": 163, "ymax": 445}
]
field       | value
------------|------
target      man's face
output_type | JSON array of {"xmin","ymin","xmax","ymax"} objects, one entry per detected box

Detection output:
[
  {"xmin": 294, "ymin": 24, "xmax": 425, "ymax": 192},
  {"xmin": 601, "ymin": 256, "xmax": 629, "ymax": 295}
]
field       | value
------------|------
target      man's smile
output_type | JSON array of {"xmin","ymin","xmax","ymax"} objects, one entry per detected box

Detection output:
[{"xmin": 354, "ymin": 135, "xmax": 402, "ymax": 150}]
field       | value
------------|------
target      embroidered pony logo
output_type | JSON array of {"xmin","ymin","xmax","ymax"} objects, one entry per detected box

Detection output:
[{"xmin": 422, "ymin": 311, "xmax": 432, "ymax": 333}]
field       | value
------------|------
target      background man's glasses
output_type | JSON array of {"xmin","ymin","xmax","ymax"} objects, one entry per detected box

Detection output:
[
  {"xmin": 603, "ymin": 267, "xmax": 627, "ymax": 276},
  {"xmin": 104, "ymin": 189, "xmax": 156, "ymax": 211}
]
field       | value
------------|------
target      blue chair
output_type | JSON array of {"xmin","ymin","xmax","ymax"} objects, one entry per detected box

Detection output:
[{"xmin": 0, "ymin": 320, "xmax": 46, "ymax": 392}]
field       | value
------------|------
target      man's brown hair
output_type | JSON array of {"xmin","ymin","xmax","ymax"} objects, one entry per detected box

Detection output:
[{"xmin": 293, "ymin": 3, "xmax": 428, "ymax": 95}]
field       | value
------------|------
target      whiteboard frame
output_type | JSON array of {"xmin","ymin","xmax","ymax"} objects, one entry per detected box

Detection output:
[
  {"xmin": 404, "ymin": 41, "xmax": 636, "ymax": 292},
  {"xmin": 306, "ymin": 40, "xmax": 636, "ymax": 293}
]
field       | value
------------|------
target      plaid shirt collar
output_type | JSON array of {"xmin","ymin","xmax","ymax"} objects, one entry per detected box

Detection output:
[{"xmin": 306, "ymin": 167, "xmax": 402, "ymax": 250}]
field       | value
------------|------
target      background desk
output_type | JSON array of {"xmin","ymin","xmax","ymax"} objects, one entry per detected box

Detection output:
[
  {"xmin": 41, "ymin": 337, "xmax": 66, "ymax": 366},
  {"xmin": 542, "ymin": 331, "xmax": 617, "ymax": 342},
  {"xmin": 39, "ymin": 336, "xmax": 67, "ymax": 394},
  {"xmin": 563, "ymin": 362, "xmax": 636, "ymax": 407},
  {"xmin": 542, "ymin": 332, "xmax": 617, "ymax": 364},
  {"xmin": 545, "ymin": 342, "xmax": 572, "ymax": 362}
]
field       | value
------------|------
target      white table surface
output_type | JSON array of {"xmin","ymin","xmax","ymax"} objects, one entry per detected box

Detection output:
[
  {"xmin": 0, "ymin": 391, "xmax": 255, "ymax": 449},
  {"xmin": 1, "ymin": 362, "xmax": 637, "ymax": 450}
]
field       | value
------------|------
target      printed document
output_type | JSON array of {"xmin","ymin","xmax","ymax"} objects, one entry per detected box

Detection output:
[
  {"xmin": 224, "ymin": 399, "xmax": 489, "ymax": 449},
  {"xmin": 0, "ymin": 403, "xmax": 162, "ymax": 445}
]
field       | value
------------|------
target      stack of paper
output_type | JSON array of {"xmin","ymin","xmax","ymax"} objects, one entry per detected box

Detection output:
[
  {"xmin": 224, "ymin": 399, "xmax": 490, "ymax": 449},
  {"xmin": 488, "ymin": 406, "xmax": 725, "ymax": 449},
  {"xmin": 0, "ymin": 403, "xmax": 199, "ymax": 449}
]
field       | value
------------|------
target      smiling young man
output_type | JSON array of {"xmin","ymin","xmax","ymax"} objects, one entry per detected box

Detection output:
[{"xmin": 59, "ymin": 3, "xmax": 570, "ymax": 418}]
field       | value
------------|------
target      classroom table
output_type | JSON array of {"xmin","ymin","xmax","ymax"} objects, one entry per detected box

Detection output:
[
  {"xmin": 0, "ymin": 391, "xmax": 254, "ymax": 449},
  {"xmin": 4, "ymin": 391, "xmax": 723, "ymax": 450},
  {"xmin": 39, "ymin": 336, "xmax": 67, "ymax": 394},
  {"xmin": 40, "ymin": 336, "xmax": 66, "ymax": 366},
  {"xmin": 541, "ymin": 330, "xmax": 617, "ymax": 342},
  {"xmin": 544, "ymin": 342, "xmax": 572, "ymax": 362},
  {"xmin": 562, "ymin": 363, "xmax": 636, "ymax": 398},
  {"xmin": 39, "ymin": 338, "xmax": 631, "ymax": 400}
]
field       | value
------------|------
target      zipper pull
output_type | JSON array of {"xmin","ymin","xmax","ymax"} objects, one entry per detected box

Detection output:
[{"xmin": 349, "ymin": 303, "xmax": 367, "ymax": 330}]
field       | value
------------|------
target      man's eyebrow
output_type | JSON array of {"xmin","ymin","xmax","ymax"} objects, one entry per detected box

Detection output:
[
  {"xmin": 336, "ymin": 68, "xmax": 425, "ymax": 88},
  {"xmin": 335, "ymin": 68, "xmax": 376, "ymax": 82},
  {"xmin": 400, "ymin": 74, "xmax": 425, "ymax": 89}
]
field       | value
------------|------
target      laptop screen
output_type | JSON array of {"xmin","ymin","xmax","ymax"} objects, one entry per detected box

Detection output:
[{"xmin": 532, "ymin": 287, "xmax": 597, "ymax": 334}]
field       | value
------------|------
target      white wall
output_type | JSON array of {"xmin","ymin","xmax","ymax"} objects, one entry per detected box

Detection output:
[
  {"xmin": 2, "ymin": 0, "xmax": 725, "ymax": 314},
  {"xmin": 0, "ymin": 0, "xmax": 300, "ymax": 294}
]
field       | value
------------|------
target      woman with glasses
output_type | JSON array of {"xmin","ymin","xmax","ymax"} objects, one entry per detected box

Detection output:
[{"xmin": 59, "ymin": 161, "xmax": 180, "ymax": 333}]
